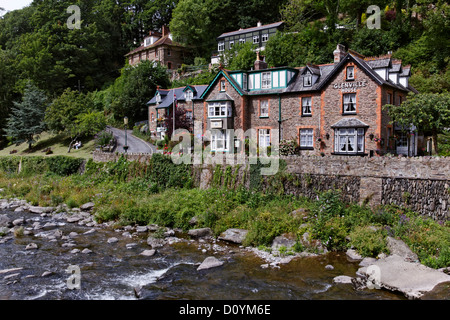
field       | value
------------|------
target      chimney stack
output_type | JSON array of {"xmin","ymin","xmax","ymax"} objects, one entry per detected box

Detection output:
[
  {"xmin": 254, "ymin": 51, "xmax": 268, "ymax": 71},
  {"xmin": 162, "ymin": 25, "xmax": 169, "ymax": 37},
  {"xmin": 257, "ymin": 21, "xmax": 262, "ymax": 27},
  {"xmin": 333, "ymin": 44, "xmax": 346, "ymax": 64}
]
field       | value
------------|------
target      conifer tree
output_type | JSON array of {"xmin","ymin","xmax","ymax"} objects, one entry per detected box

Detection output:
[{"xmin": 5, "ymin": 82, "xmax": 48, "ymax": 149}]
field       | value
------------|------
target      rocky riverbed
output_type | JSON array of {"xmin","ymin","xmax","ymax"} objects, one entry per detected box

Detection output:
[{"xmin": 0, "ymin": 198, "xmax": 449, "ymax": 300}]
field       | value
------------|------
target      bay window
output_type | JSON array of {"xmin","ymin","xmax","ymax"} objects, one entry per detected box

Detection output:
[
  {"xmin": 334, "ymin": 128, "xmax": 365, "ymax": 154},
  {"xmin": 208, "ymin": 102, "xmax": 232, "ymax": 118}
]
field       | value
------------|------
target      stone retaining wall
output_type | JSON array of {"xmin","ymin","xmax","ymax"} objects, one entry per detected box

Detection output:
[{"xmin": 92, "ymin": 151, "xmax": 450, "ymax": 221}]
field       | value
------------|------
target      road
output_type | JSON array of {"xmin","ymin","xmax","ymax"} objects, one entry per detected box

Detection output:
[{"xmin": 108, "ymin": 127, "xmax": 157, "ymax": 154}]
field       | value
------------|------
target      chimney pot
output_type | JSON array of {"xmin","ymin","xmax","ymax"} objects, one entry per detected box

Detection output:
[{"xmin": 333, "ymin": 44, "xmax": 346, "ymax": 64}]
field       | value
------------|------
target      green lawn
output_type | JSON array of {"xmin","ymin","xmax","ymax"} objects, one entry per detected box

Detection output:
[{"xmin": 0, "ymin": 132, "xmax": 96, "ymax": 159}]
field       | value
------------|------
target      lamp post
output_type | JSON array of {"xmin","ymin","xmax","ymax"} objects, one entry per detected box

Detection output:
[{"xmin": 124, "ymin": 116, "xmax": 129, "ymax": 153}]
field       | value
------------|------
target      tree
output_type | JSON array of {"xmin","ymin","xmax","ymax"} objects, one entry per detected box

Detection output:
[
  {"xmin": 221, "ymin": 42, "xmax": 258, "ymax": 70},
  {"xmin": 384, "ymin": 92, "xmax": 450, "ymax": 154},
  {"xmin": 5, "ymin": 82, "xmax": 48, "ymax": 149},
  {"xmin": 106, "ymin": 60, "xmax": 170, "ymax": 124}
]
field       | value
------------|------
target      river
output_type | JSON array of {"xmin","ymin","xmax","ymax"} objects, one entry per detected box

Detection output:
[{"xmin": 0, "ymin": 207, "xmax": 446, "ymax": 301}]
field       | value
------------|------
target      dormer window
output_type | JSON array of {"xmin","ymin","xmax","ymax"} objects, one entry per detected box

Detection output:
[
  {"xmin": 185, "ymin": 90, "xmax": 193, "ymax": 102},
  {"xmin": 304, "ymin": 73, "xmax": 312, "ymax": 87},
  {"xmin": 262, "ymin": 72, "xmax": 271, "ymax": 89},
  {"xmin": 346, "ymin": 66, "xmax": 354, "ymax": 80},
  {"xmin": 144, "ymin": 38, "xmax": 151, "ymax": 47}
]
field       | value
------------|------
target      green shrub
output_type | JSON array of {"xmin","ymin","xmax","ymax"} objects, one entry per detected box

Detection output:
[{"xmin": 349, "ymin": 226, "xmax": 388, "ymax": 257}]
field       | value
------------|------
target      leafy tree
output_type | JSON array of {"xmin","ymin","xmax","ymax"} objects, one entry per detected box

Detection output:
[
  {"xmin": 45, "ymin": 88, "xmax": 93, "ymax": 134},
  {"xmin": 105, "ymin": 60, "xmax": 170, "ymax": 124},
  {"xmin": 222, "ymin": 42, "xmax": 258, "ymax": 71},
  {"xmin": 383, "ymin": 92, "xmax": 450, "ymax": 154},
  {"xmin": 4, "ymin": 82, "xmax": 48, "ymax": 149}
]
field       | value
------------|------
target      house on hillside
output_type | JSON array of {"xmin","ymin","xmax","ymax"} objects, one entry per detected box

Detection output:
[
  {"xmin": 125, "ymin": 26, "xmax": 191, "ymax": 71},
  {"xmin": 147, "ymin": 85, "xmax": 207, "ymax": 140},
  {"xmin": 211, "ymin": 21, "xmax": 284, "ymax": 65},
  {"xmin": 149, "ymin": 44, "xmax": 420, "ymax": 157}
]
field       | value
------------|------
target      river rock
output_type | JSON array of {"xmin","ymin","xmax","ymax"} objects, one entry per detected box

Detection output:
[
  {"xmin": 271, "ymin": 233, "xmax": 296, "ymax": 251},
  {"xmin": 80, "ymin": 202, "xmax": 95, "ymax": 211},
  {"xmin": 107, "ymin": 237, "xmax": 119, "ymax": 244},
  {"xmin": 188, "ymin": 228, "xmax": 213, "ymax": 238},
  {"xmin": 333, "ymin": 275, "xmax": 353, "ymax": 284},
  {"xmin": 0, "ymin": 215, "xmax": 12, "ymax": 228},
  {"xmin": 357, "ymin": 254, "xmax": 450, "ymax": 299},
  {"xmin": 346, "ymin": 249, "xmax": 363, "ymax": 261},
  {"xmin": 41, "ymin": 271, "xmax": 53, "ymax": 277},
  {"xmin": 218, "ymin": 228, "xmax": 248, "ymax": 244},
  {"xmin": 12, "ymin": 218, "xmax": 25, "ymax": 226},
  {"xmin": 126, "ymin": 243, "xmax": 138, "ymax": 249},
  {"xmin": 82, "ymin": 248, "xmax": 92, "ymax": 254},
  {"xmin": 386, "ymin": 236, "xmax": 418, "ymax": 262},
  {"xmin": 29, "ymin": 206, "xmax": 54, "ymax": 214},
  {"xmin": 147, "ymin": 237, "xmax": 166, "ymax": 248},
  {"xmin": 140, "ymin": 249, "xmax": 156, "ymax": 257},
  {"xmin": 3, "ymin": 273, "xmax": 20, "ymax": 281},
  {"xmin": 325, "ymin": 264, "xmax": 334, "ymax": 270},
  {"xmin": 69, "ymin": 232, "xmax": 78, "ymax": 238},
  {"xmin": 197, "ymin": 256, "xmax": 224, "ymax": 271},
  {"xmin": 25, "ymin": 243, "xmax": 38, "ymax": 250},
  {"xmin": 136, "ymin": 226, "xmax": 148, "ymax": 233},
  {"xmin": 66, "ymin": 215, "xmax": 82, "ymax": 223},
  {"xmin": 0, "ymin": 267, "xmax": 23, "ymax": 275},
  {"xmin": 71, "ymin": 249, "xmax": 80, "ymax": 254},
  {"xmin": 189, "ymin": 216, "xmax": 199, "ymax": 226}
]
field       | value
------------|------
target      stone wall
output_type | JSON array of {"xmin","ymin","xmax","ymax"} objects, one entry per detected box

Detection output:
[
  {"xmin": 92, "ymin": 151, "xmax": 450, "ymax": 221},
  {"xmin": 92, "ymin": 151, "xmax": 152, "ymax": 163}
]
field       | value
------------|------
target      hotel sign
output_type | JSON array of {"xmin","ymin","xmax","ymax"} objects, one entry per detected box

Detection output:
[{"xmin": 333, "ymin": 80, "xmax": 367, "ymax": 93}]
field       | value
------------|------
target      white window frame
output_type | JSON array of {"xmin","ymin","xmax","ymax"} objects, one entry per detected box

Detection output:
[
  {"xmin": 218, "ymin": 41, "xmax": 225, "ymax": 52},
  {"xmin": 208, "ymin": 102, "xmax": 231, "ymax": 118},
  {"xmin": 260, "ymin": 100, "xmax": 269, "ymax": 117},
  {"xmin": 303, "ymin": 73, "xmax": 312, "ymax": 87},
  {"xmin": 302, "ymin": 97, "xmax": 312, "ymax": 116},
  {"xmin": 185, "ymin": 90, "xmax": 193, "ymax": 102},
  {"xmin": 253, "ymin": 35, "xmax": 259, "ymax": 44},
  {"xmin": 334, "ymin": 128, "xmax": 365, "ymax": 154},
  {"xmin": 347, "ymin": 66, "xmax": 355, "ymax": 80},
  {"xmin": 229, "ymin": 40, "xmax": 234, "ymax": 49},
  {"xmin": 239, "ymin": 38, "xmax": 245, "ymax": 45},
  {"xmin": 211, "ymin": 129, "xmax": 229, "ymax": 152},
  {"xmin": 242, "ymin": 74, "xmax": 248, "ymax": 90},
  {"xmin": 262, "ymin": 33, "xmax": 269, "ymax": 42},
  {"xmin": 258, "ymin": 129, "xmax": 271, "ymax": 149},
  {"xmin": 261, "ymin": 72, "xmax": 271, "ymax": 89},
  {"xmin": 300, "ymin": 129, "xmax": 314, "ymax": 148},
  {"xmin": 343, "ymin": 93, "xmax": 357, "ymax": 114},
  {"xmin": 220, "ymin": 80, "xmax": 226, "ymax": 92}
]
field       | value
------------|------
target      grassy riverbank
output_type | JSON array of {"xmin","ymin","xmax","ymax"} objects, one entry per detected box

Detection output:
[{"xmin": 0, "ymin": 154, "xmax": 448, "ymax": 269}]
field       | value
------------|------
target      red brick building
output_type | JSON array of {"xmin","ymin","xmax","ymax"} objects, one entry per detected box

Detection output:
[{"xmin": 149, "ymin": 44, "xmax": 419, "ymax": 156}]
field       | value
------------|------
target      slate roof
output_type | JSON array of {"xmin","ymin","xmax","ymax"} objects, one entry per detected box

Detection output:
[
  {"xmin": 147, "ymin": 85, "xmax": 208, "ymax": 108},
  {"xmin": 125, "ymin": 35, "xmax": 187, "ymax": 57},
  {"xmin": 331, "ymin": 118, "xmax": 370, "ymax": 128},
  {"xmin": 217, "ymin": 21, "xmax": 284, "ymax": 39}
]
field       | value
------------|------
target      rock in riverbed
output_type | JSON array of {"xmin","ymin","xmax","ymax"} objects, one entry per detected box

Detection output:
[
  {"xmin": 218, "ymin": 228, "xmax": 248, "ymax": 244},
  {"xmin": 197, "ymin": 256, "xmax": 224, "ymax": 271}
]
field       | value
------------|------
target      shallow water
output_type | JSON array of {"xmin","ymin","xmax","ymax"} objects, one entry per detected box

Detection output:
[{"xmin": 0, "ymin": 208, "xmax": 441, "ymax": 301}]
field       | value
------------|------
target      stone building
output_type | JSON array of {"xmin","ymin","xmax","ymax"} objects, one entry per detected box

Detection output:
[
  {"xmin": 147, "ymin": 85, "xmax": 207, "ymax": 140},
  {"xmin": 148, "ymin": 44, "xmax": 419, "ymax": 156},
  {"xmin": 125, "ymin": 26, "xmax": 191, "ymax": 71}
]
